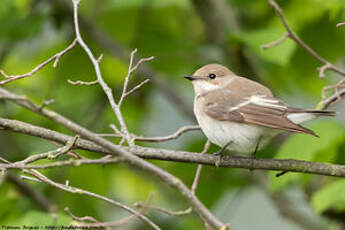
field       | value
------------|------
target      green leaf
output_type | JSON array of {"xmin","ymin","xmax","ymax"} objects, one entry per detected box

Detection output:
[{"xmin": 312, "ymin": 180, "xmax": 345, "ymax": 213}]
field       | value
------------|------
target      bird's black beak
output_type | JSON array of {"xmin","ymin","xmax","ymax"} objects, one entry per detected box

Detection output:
[{"xmin": 184, "ymin": 75, "xmax": 197, "ymax": 81}]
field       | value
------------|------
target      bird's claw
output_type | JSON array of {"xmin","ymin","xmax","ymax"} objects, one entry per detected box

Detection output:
[{"xmin": 213, "ymin": 151, "xmax": 222, "ymax": 167}]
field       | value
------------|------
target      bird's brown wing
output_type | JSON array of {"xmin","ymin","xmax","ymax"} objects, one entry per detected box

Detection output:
[{"xmin": 203, "ymin": 90, "xmax": 317, "ymax": 136}]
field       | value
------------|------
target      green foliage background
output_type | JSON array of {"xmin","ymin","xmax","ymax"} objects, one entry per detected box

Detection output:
[{"xmin": 1, "ymin": 0, "xmax": 345, "ymax": 229}]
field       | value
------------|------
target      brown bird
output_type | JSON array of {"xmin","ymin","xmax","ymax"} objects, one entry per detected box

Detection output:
[{"xmin": 184, "ymin": 64, "xmax": 335, "ymax": 155}]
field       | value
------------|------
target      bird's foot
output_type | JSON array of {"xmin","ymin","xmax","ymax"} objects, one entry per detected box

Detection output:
[
  {"xmin": 213, "ymin": 141, "xmax": 232, "ymax": 167},
  {"xmin": 213, "ymin": 150, "xmax": 223, "ymax": 167},
  {"xmin": 249, "ymin": 137, "xmax": 262, "ymax": 172}
]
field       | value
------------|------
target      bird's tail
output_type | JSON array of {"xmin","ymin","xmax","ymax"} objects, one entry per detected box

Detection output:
[{"xmin": 287, "ymin": 109, "xmax": 335, "ymax": 124}]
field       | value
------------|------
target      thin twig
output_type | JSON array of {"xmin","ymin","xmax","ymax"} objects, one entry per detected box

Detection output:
[
  {"xmin": 65, "ymin": 207, "xmax": 99, "ymax": 223},
  {"xmin": 266, "ymin": 0, "xmax": 345, "ymax": 78},
  {"xmin": 118, "ymin": 51, "xmax": 154, "ymax": 106},
  {"xmin": 124, "ymin": 79, "xmax": 150, "ymax": 98},
  {"xmin": 0, "ymin": 157, "xmax": 123, "ymax": 170},
  {"xmin": 0, "ymin": 39, "xmax": 77, "ymax": 85},
  {"xmin": 192, "ymin": 141, "xmax": 211, "ymax": 194},
  {"xmin": 109, "ymin": 124, "xmax": 126, "ymax": 146},
  {"xmin": 261, "ymin": 33, "xmax": 289, "ymax": 50},
  {"xmin": 134, "ymin": 140, "xmax": 209, "ymax": 217},
  {"xmin": 67, "ymin": 79, "xmax": 98, "ymax": 85},
  {"xmin": 336, "ymin": 22, "xmax": 345, "ymax": 28},
  {"xmin": 39, "ymin": 99, "xmax": 55, "ymax": 110},
  {"xmin": 22, "ymin": 168, "xmax": 160, "ymax": 230},
  {"xmin": 320, "ymin": 88, "xmax": 345, "ymax": 109},
  {"xmin": 118, "ymin": 49, "xmax": 137, "ymax": 106},
  {"xmin": 322, "ymin": 78, "xmax": 345, "ymax": 100},
  {"xmin": 98, "ymin": 125, "xmax": 200, "ymax": 142},
  {"xmin": 65, "ymin": 194, "xmax": 153, "ymax": 228}
]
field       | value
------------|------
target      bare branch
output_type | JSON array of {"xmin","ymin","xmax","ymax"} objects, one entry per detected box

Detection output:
[
  {"xmin": 317, "ymin": 63, "xmax": 333, "ymax": 78},
  {"xmin": 192, "ymin": 141, "xmax": 211, "ymax": 194},
  {"xmin": 320, "ymin": 88, "xmax": 345, "ymax": 109},
  {"xmin": 67, "ymin": 79, "xmax": 98, "ymax": 86},
  {"xmin": 336, "ymin": 22, "xmax": 345, "ymax": 28},
  {"xmin": 65, "ymin": 194, "xmax": 153, "ymax": 228},
  {"xmin": 0, "ymin": 39, "xmax": 77, "ymax": 85},
  {"xmin": 124, "ymin": 79, "xmax": 150, "ymax": 98},
  {"xmin": 131, "ymin": 56, "xmax": 155, "ymax": 74},
  {"xmin": 13, "ymin": 135, "xmax": 79, "ymax": 167},
  {"xmin": 135, "ymin": 125, "xmax": 200, "ymax": 142},
  {"xmin": 118, "ymin": 49, "xmax": 138, "ymax": 106},
  {"xmin": 64, "ymin": 207, "xmax": 99, "ymax": 223},
  {"xmin": 72, "ymin": 0, "xmax": 135, "ymax": 146},
  {"xmin": 320, "ymin": 78, "xmax": 345, "ymax": 109},
  {"xmin": 261, "ymin": 33, "xmax": 289, "ymax": 50},
  {"xmin": 22, "ymin": 169, "xmax": 160, "ymax": 230},
  {"xmin": 267, "ymin": 0, "xmax": 345, "ymax": 78},
  {"xmin": 322, "ymin": 78, "xmax": 345, "ymax": 99},
  {"xmin": 99, "ymin": 125, "xmax": 200, "ymax": 143},
  {"xmin": 96, "ymin": 53, "xmax": 104, "ymax": 63},
  {"xmin": 39, "ymin": 99, "xmax": 55, "ymax": 110},
  {"xmin": 109, "ymin": 124, "xmax": 126, "ymax": 146},
  {"xmin": 1, "ymin": 156, "xmax": 124, "ymax": 170},
  {"xmin": 3, "ymin": 117, "xmax": 345, "ymax": 178},
  {"xmin": 0, "ymin": 94, "xmax": 27, "ymax": 101},
  {"xmin": 118, "ymin": 49, "xmax": 154, "ymax": 106}
]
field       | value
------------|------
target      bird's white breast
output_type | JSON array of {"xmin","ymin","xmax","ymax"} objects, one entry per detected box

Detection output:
[{"xmin": 194, "ymin": 97, "xmax": 274, "ymax": 154}]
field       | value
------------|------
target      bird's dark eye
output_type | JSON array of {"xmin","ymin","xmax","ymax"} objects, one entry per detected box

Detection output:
[{"xmin": 208, "ymin": 73, "xmax": 216, "ymax": 79}]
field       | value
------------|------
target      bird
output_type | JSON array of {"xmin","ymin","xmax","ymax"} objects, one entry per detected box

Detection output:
[{"xmin": 184, "ymin": 64, "xmax": 335, "ymax": 157}]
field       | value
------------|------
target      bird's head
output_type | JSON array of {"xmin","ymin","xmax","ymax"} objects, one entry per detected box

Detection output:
[{"xmin": 184, "ymin": 64, "xmax": 235, "ymax": 95}]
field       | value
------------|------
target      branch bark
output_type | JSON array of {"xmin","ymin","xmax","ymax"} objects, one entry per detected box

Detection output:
[{"xmin": 2, "ymin": 118, "xmax": 345, "ymax": 178}]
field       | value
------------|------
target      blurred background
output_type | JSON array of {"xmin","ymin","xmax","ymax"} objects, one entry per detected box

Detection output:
[{"xmin": 1, "ymin": 0, "xmax": 345, "ymax": 229}]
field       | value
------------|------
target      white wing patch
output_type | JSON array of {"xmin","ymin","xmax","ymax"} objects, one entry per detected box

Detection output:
[
  {"xmin": 250, "ymin": 95, "xmax": 286, "ymax": 109},
  {"xmin": 230, "ymin": 95, "xmax": 286, "ymax": 111},
  {"xmin": 287, "ymin": 113, "xmax": 316, "ymax": 124}
]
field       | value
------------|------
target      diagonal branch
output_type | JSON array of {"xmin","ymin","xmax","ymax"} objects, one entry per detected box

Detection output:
[
  {"xmin": 264, "ymin": 0, "xmax": 345, "ymax": 110},
  {"xmin": 64, "ymin": 193, "xmax": 153, "ymax": 228},
  {"xmin": 265, "ymin": 0, "xmax": 345, "ymax": 78},
  {"xmin": 0, "ymin": 39, "xmax": 77, "ymax": 85},
  {"xmin": 21, "ymin": 169, "xmax": 160, "ymax": 230}
]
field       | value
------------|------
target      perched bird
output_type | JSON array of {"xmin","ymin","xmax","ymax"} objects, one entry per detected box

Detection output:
[{"xmin": 185, "ymin": 64, "xmax": 335, "ymax": 156}]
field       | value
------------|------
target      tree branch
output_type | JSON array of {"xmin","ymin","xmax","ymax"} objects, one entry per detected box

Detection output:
[
  {"xmin": 336, "ymin": 22, "xmax": 345, "ymax": 28},
  {"xmin": 0, "ymin": 39, "xmax": 77, "ymax": 85},
  {"xmin": 64, "ymin": 193, "xmax": 153, "ymax": 228},
  {"xmin": 20, "ymin": 168, "xmax": 160, "ymax": 230},
  {"xmin": 264, "ymin": 0, "xmax": 345, "ymax": 109},
  {"xmin": 2, "ymin": 118, "xmax": 345, "ymax": 178}
]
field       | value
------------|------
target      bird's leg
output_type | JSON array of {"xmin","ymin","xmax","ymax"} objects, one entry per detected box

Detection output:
[
  {"xmin": 214, "ymin": 141, "xmax": 232, "ymax": 167},
  {"xmin": 250, "ymin": 136, "xmax": 262, "ymax": 171},
  {"xmin": 252, "ymin": 137, "xmax": 262, "ymax": 159}
]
